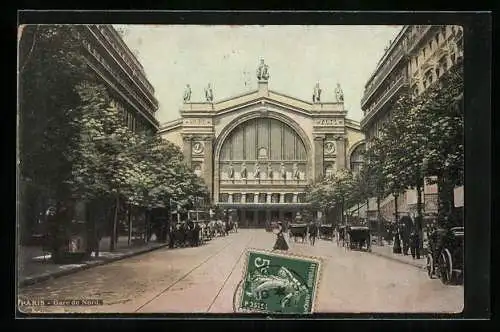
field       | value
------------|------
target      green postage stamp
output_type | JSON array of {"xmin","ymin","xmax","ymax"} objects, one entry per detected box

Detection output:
[{"xmin": 236, "ymin": 249, "xmax": 322, "ymax": 314}]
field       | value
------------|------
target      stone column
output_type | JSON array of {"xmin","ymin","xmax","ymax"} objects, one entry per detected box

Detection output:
[
  {"xmin": 336, "ymin": 136, "xmax": 346, "ymax": 169},
  {"xmin": 267, "ymin": 193, "xmax": 272, "ymax": 203},
  {"xmin": 182, "ymin": 135, "xmax": 192, "ymax": 168},
  {"xmin": 203, "ymin": 136, "xmax": 214, "ymax": 200},
  {"xmin": 279, "ymin": 193, "xmax": 285, "ymax": 203},
  {"xmin": 242, "ymin": 192, "xmax": 246, "ymax": 203},
  {"xmin": 293, "ymin": 193, "xmax": 298, "ymax": 203},
  {"xmin": 228, "ymin": 193, "xmax": 233, "ymax": 203},
  {"xmin": 314, "ymin": 135, "xmax": 324, "ymax": 181}
]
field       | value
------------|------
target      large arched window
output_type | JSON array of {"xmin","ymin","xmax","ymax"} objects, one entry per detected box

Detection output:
[
  {"xmin": 219, "ymin": 117, "xmax": 308, "ymax": 181},
  {"xmin": 350, "ymin": 143, "xmax": 365, "ymax": 175}
]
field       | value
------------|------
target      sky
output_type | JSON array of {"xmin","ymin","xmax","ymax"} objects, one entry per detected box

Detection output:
[{"xmin": 116, "ymin": 25, "xmax": 402, "ymax": 125}]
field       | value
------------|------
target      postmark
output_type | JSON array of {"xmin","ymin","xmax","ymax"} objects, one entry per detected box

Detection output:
[{"xmin": 235, "ymin": 249, "xmax": 322, "ymax": 314}]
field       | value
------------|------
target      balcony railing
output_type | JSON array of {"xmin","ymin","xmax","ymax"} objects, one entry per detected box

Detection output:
[
  {"xmin": 360, "ymin": 75, "xmax": 408, "ymax": 129},
  {"xmin": 407, "ymin": 25, "xmax": 432, "ymax": 53},
  {"xmin": 361, "ymin": 45, "xmax": 406, "ymax": 108}
]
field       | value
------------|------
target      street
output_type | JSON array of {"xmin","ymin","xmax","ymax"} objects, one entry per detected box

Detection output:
[{"xmin": 18, "ymin": 229, "xmax": 463, "ymax": 314}]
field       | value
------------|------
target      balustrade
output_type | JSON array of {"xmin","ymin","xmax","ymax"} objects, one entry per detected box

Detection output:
[{"xmin": 362, "ymin": 44, "xmax": 405, "ymax": 107}]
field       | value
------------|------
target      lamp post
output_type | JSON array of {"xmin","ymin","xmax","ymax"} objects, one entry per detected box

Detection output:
[{"xmin": 418, "ymin": 157, "xmax": 429, "ymax": 251}]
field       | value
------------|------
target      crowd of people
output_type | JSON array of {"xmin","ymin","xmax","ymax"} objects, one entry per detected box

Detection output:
[{"xmin": 167, "ymin": 218, "xmax": 238, "ymax": 249}]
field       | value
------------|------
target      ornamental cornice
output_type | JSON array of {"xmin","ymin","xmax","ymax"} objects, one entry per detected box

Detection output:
[{"xmin": 313, "ymin": 135, "xmax": 326, "ymax": 141}]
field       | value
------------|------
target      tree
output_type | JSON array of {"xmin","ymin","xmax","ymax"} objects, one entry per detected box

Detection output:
[
  {"xmin": 416, "ymin": 65, "xmax": 464, "ymax": 224},
  {"xmin": 304, "ymin": 168, "xmax": 354, "ymax": 225},
  {"xmin": 18, "ymin": 25, "xmax": 94, "ymax": 252},
  {"xmin": 365, "ymin": 61, "xmax": 463, "ymax": 236},
  {"xmin": 70, "ymin": 82, "xmax": 209, "ymax": 248},
  {"xmin": 19, "ymin": 24, "xmax": 211, "ymax": 255},
  {"xmin": 19, "ymin": 25, "xmax": 90, "ymax": 201}
]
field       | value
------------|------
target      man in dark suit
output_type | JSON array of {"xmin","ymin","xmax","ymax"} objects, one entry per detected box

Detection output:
[{"xmin": 308, "ymin": 222, "xmax": 318, "ymax": 246}]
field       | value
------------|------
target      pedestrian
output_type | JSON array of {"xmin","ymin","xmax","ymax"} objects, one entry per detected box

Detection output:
[
  {"xmin": 410, "ymin": 229, "xmax": 421, "ymax": 259},
  {"xmin": 308, "ymin": 221, "xmax": 318, "ymax": 246},
  {"xmin": 400, "ymin": 216, "xmax": 412, "ymax": 256},
  {"xmin": 273, "ymin": 222, "xmax": 289, "ymax": 251},
  {"xmin": 193, "ymin": 221, "xmax": 200, "ymax": 247},
  {"xmin": 91, "ymin": 221, "xmax": 103, "ymax": 258},
  {"xmin": 168, "ymin": 223, "xmax": 175, "ymax": 249},
  {"xmin": 387, "ymin": 225, "xmax": 393, "ymax": 245},
  {"xmin": 393, "ymin": 230, "xmax": 402, "ymax": 254}
]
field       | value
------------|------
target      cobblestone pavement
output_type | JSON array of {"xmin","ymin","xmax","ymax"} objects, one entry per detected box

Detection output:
[{"xmin": 18, "ymin": 230, "xmax": 463, "ymax": 314}]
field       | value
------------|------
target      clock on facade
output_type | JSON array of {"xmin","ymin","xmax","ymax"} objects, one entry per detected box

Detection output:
[
  {"xmin": 192, "ymin": 141, "xmax": 204, "ymax": 154},
  {"xmin": 324, "ymin": 141, "xmax": 336, "ymax": 154}
]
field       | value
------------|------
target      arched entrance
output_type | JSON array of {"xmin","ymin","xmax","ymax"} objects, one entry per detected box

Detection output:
[
  {"xmin": 213, "ymin": 110, "xmax": 312, "ymax": 227},
  {"xmin": 348, "ymin": 142, "xmax": 365, "ymax": 176}
]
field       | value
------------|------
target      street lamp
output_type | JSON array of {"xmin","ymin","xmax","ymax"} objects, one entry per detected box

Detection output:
[{"xmin": 419, "ymin": 157, "xmax": 429, "ymax": 251}]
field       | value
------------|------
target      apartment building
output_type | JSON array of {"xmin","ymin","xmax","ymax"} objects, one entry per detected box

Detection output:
[
  {"xmin": 359, "ymin": 25, "xmax": 464, "ymax": 222},
  {"xmin": 74, "ymin": 25, "xmax": 160, "ymax": 134}
]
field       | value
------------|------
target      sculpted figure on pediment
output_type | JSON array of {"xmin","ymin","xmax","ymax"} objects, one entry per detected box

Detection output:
[
  {"xmin": 335, "ymin": 83, "xmax": 344, "ymax": 102},
  {"xmin": 313, "ymin": 82, "xmax": 322, "ymax": 103},
  {"xmin": 256, "ymin": 58, "xmax": 270, "ymax": 81},
  {"xmin": 183, "ymin": 84, "xmax": 192, "ymax": 103}
]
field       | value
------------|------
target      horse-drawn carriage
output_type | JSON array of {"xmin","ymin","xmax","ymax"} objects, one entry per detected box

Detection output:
[
  {"xmin": 346, "ymin": 226, "xmax": 371, "ymax": 251},
  {"xmin": 426, "ymin": 226, "xmax": 464, "ymax": 285},
  {"xmin": 170, "ymin": 221, "xmax": 201, "ymax": 248},
  {"xmin": 289, "ymin": 223, "xmax": 308, "ymax": 243},
  {"xmin": 319, "ymin": 224, "xmax": 335, "ymax": 240}
]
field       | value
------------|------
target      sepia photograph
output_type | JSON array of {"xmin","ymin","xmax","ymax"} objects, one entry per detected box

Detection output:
[{"xmin": 17, "ymin": 19, "xmax": 470, "ymax": 316}]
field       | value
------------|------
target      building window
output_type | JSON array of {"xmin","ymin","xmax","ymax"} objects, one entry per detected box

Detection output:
[
  {"xmin": 350, "ymin": 143, "xmax": 365, "ymax": 176},
  {"xmin": 233, "ymin": 193, "xmax": 242, "ymax": 203},
  {"xmin": 297, "ymin": 193, "xmax": 306, "ymax": 203},
  {"xmin": 219, "ymin": 193, "xmax": 229, "ymax": 203},
  {"xmin": 284, "ymin": 194, "xmax": 294, "ymax": 203},
  {"xmin": 245, "ymin": 193, "xmax": 255, "ymax": 203},
  {"xmin": 271, "ymin": 193, "xmax": 280, "ymax": 203},
  {"xmin": 258, "ymin": 193, "xmax": 267, "ymax": 203}
]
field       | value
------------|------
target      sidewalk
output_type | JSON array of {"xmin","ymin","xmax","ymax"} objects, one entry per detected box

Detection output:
[
  {"xmin": 369, "ymin": 241, "xmax": 426, "ymax": 269},
  {"xmin": 18, "ymin": 236, "xmax": 169, "ymax": 288}
]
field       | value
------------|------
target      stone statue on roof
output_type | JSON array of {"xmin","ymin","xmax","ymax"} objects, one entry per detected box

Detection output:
[
  {"xmin": 183, "ymin": 84, "xmax": 192, "ymax": 103},
  {"xmin": 313, "ymin": 82, "xmax": 322, "ymax": 103},
  {"xmin": 256, "ymin": 58, "xmax": 270, "ymax": 81},
  {"xmin": 335, "ymin": 83, "xmax": 344, "ymax": 102},
  {"xmin": 205, "ymin": 83, "xmax": 214, "ymax": 102}
]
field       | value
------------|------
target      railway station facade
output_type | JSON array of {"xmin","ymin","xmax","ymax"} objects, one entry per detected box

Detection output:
[{"xmin": 159, "ymin": 64, "xmax": 365, "ymax": 227}]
